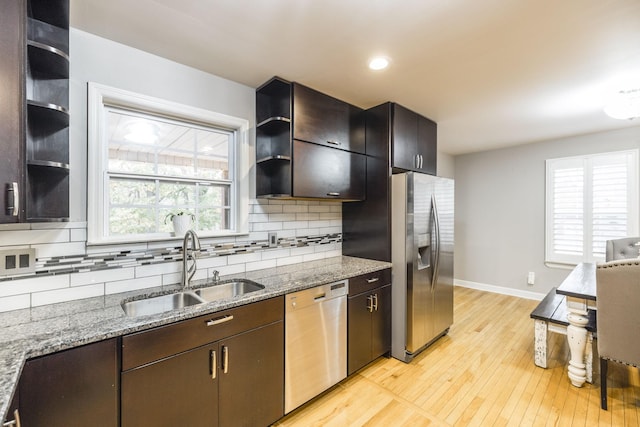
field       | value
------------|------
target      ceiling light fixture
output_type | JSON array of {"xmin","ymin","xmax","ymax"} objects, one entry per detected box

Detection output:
[
  {"xmin": 604, "ymin": 88, "xmax": 640, "ymax": 120},
  {"xmin": 368, "ymin": 56, "xmax": 390, "ymax": 71}
]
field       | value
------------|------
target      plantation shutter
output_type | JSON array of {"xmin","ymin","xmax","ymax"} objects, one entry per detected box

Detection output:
[{"xmin": 546, "ymin": 150, "xmax": 639, "ymax": 265}]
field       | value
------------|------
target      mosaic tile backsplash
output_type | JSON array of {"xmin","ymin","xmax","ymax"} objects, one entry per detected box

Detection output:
[{"xmin": 0, "ymin": 199, "xmax": 343, "ymax": 312}]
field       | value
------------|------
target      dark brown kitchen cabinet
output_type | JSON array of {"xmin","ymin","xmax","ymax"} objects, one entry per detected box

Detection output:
[
  {"xmin": 391, "ymin": 103, "xmax": 436, "ymax": 174},
  {"xmin": 292, "ymin": 83, "xmax": 365, "ymax": 154},
  {"xmin": 0, "ymin": 0, "xmax": 69, "ymax": 223},
  {"xmin": 0, "ymin": 0, "xmax": 25, "ymax": 223},
  {"xmin": 348, "ymin": 269, "xmax": 391, "ymax": 375},
  {"xmin": 255, "ymin": 76, "xmax": 365, "ymax": 201},
  {"xmin": 17, "ymin": 338, "xmax": 119, "ymax": 427},
  {"xmin": 342, "ymin": 102, "xmax": 437, "ymax": 261},
  {"xmin": 121, "ymin": 297, "xmax": 284, "ymax": 427}
]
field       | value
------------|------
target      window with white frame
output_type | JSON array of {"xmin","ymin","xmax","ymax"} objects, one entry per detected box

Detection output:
[
  {"xmin": 545, "ymin": 149, "xmax": 639, "ymax": 265},
  {"xmin": 87, "ymin": 83, "xmax": 249, "ymax": 244}
]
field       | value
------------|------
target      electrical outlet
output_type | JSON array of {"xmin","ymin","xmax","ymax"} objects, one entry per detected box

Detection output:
[
  {"xmin": 0, "ymin": 248, "xmax": 36, "ymax": 276},
  {"xmin": 527, "ymin": 271, "xmax": 535, "ymax": 286},
  {"xmin": 268, "ymin": 232, "xmax": 278, "ymax": 248}
]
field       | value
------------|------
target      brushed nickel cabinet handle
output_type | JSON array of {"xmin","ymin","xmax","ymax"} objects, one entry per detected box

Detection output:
[
  {"xmin": 6, "ymin": 182, "xmax": 18, "ymax": 217},
  {"xmin": 326, "ymin": 140, "xmax": 342, "ymax": 146},
  {"xmin": 366, "ymin": 277, "xmax": 379, "ymax": 283},
  {"xmin": 373, "ymin": 293, "xmax": 379, "ymax": 311},
  {"xmin": 210, "ymin": 350, "xmax": 217, "ymax": 380},
  {"xmin": 327, "ymin": 192, "xmax": 340, "ymax": 197},
  {"xmin": 206, "ymin": 314, "xmax": 234, "ymax": 326},
  {"xmin": 222, "ymin": 346, "xmax": 229, "ymax": 374},
  {"xmin": 366, "ymin": 295, "xmax": 373, "ymax": 313},
  {"xmin": 2, "ymin": 410, "xmax": 20, "ymax": 427}
]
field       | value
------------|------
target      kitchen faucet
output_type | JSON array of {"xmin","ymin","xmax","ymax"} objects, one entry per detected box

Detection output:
[{"xmin": 181, "ymin": 229, "xmax": 201, "ymax": 289}]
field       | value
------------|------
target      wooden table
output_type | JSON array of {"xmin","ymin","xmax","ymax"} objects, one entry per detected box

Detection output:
[{"xmin": 556, "ymin": 262, "xmax": 597, "ymax": 387}]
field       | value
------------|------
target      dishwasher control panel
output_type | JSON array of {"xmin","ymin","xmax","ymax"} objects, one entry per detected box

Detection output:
[{"xmin": 285, "ymin": 280, "xmax": 348, "ymax": 312}]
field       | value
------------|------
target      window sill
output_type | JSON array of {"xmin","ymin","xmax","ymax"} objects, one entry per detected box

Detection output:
[{"xmin": 86, "ymin": 230, "xmax": 249, "ymax": 247}]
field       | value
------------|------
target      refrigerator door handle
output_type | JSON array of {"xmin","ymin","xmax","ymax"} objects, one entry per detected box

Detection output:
[{"xmin": 431, "ymin": 194, "xmax": 441, "ymax": 290}]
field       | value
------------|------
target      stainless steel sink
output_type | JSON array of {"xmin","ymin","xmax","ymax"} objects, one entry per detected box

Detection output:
[
  {"xmin": 194, "ymin": 279, "xmax": 265, "ymax": 302},
  {"xmin": 121, "ymin": 291, "xmax": 206, "ymax": 317}
]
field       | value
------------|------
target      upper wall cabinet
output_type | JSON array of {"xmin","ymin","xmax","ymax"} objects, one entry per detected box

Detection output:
[
  {"xmin": 256, "ymin": 77, "xmax": 366, "ymax": 201},
  {"xmin": 25, "ymin": 0, "xmax": 70, "ymax": 221},
  {"xmin": 292, "ymin": 84, "xmax": 365, "ymax": 154},
  {"xmin": 389, "ymin": 103, "xmax": 436, "ymax": 175},
  {"xmin": 0, "ymin": 0, "xmax": 25, "ymax": 223},
  {"xmin": 0, "ymin": 0, "xmax": 69, "ymax": 224}
]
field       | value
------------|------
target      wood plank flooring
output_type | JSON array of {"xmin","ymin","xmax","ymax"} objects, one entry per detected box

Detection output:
[{"xmin": 274, "ymin": 286, "xmax": 640, "ymax": 426}]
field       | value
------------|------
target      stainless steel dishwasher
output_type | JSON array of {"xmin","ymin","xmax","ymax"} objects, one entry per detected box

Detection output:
[{"xmin": 284, "ymin": 280, "xmax": 348, "ymax": 413}]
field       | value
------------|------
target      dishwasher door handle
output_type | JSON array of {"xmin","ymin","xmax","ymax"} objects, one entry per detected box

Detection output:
[{"xmin": 313, "ymin": 293, "xmax": 326, "ymax": 302}]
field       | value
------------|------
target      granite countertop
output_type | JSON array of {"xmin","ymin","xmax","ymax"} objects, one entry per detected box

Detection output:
[{"xmin": 0, "ymin": 255, "xmax": 391, "ymax": 419}]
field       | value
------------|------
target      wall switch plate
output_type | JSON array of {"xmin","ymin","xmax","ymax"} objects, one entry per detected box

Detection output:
[
  {"xmin": 527, "ymin": 271, "xmax": 535, "ymax": 285},
  {"xmin": 0, "ymin": 248, "xmax": 36, "ymax": 276},
  {"xmin": 268, "ymin": 232, "xmax": 278, "ymax": 248}
]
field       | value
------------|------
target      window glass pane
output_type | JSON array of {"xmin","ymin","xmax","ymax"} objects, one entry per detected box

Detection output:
[
  {"xmin": 109, "ymin": 178, "xmax": 156, "ymax": 205},
  {"xmin": 158, "ymin": 182, "xmax": 196, "ymax": 208},
  {"xmin": 198, "ymin": 208, "xmax": 231, "ymax": 231},
  {"xmin": 199, "ymin": 184, "xmax": 230, "ymax": 207},
  {"xmin": 109, "ymin": 207, "xmax": 156, "ymax": 235}
]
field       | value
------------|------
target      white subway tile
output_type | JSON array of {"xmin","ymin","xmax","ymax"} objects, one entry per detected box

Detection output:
[
  {"xmin": 330, "ymin": 204, "xmax": 342, "ymax": 213},
  {"xmin": 70, "ymin": 228, "xmax": 88, "ymax": 242},
  {"xmin": 70, "ymin": 267, "xmax": 135, "ymax": 287},
  {"xmin": 30, "ymin": 221, "xmax": 86, "ymax": 230},
  {"xmin": 251, "ymin": 222, "xmax": 282, "ymax": 232},
  {"xmin": 324, "ymin": 249, "xmax": 342, "ymax": 258},
  {"xmin": 32, "ymin": 284, "xmax": 104, "ymax": 307},
  {"xmin": 309, "ymin": 220, "xmax": 332, "ymax": 228},
  {"xmin": 0, "ymin": 229, "xmax": 70, "ymax": 246},
  {"xmin": 300, "ymin": 228, "xmax": 320, "ymax": 237},
  {"xmin": 290, "ymin": 246, "xmax": 315, "ymax": 256},
  {"xmin": 162, "ymin": 272, "xmax": 181, "ymax": 286},
  {"xmin": 302, "ymin": 253, "xmax": 325, "ymax": 262},
  {"xmin": 136, "ymin": 261, "xmax": 181, "ymax": 278},
  {"xmin": 296, "ymin": 213, "xmax": 320, "ymax": 221},
  {"xmin": 33, "ymin": 241, "xmax": 87, "ymax": 259},
  {"xmin": 261, "ymin": 248, "xmax": 291, "ymax": 260},
  {"xmin": 217, "ymin": 264, "xmax": 246, "ymax": 276},
  {"xmin": 246, "ymin": 231, "xmax": 268, "ymax": 242},
  {"xmin": 270, "ymin": 199, "xmax": 297, "ymax": 206},
  {"xmin": 283, "ymin": 205, "xmax": 308, "ymax": 213},
  {"xmin": 268, "ymin": 213, "xmax": 296, "ymax": 222},
  {"xmin": 245, "ymin": 259, "xmax": 277, "ymax": 272},
  {"xmin": 0, "ymin": 274, "xmax": 69, "ymax": 297},
  {"xmin": 105, "ymin": 275, "xmax": 162, "ymax": 295},
  {"xmin": 283, "ymin": 221, "xmax": 308, "ymax": 230},
  {"xmin": 0, "ymin": 294, "xmax": 31, "ymax": 312},
  {"xmin": 319, "ymin": 212, "xmax": 340, "ymax": 220},
  {"xmin": 227, "ymin": 252, "xmax": 261, "ymax": 265},
  {"xmin": 276, "ymin": 256, "xmax": 304, "ymax": 266},
  {"xmin": 0, "ymin": 223, "xmax": 30, "ymax": 232},
  {"xmin": 308, "ymin": 205, "xmax": 332, "ymax": 213},
  {"xmin": 253, "ymin": 204, "xmax": 283, "ymax": 214},
  {"xmin": 249, "ymin": 213, "xmax": 270, "ymax": 222},
  {"xmin": 197, "ymin": 256, "xmax": 228, "ymax": 269},
  {"xmin": 277, "ymin": 230, "xmax": 296, "ymax": 239}
]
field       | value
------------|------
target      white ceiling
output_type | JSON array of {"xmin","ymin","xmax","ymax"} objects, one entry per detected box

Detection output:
[{"xmin": 70, "ymin": 0, "xmax": 640, "ymax": 155}]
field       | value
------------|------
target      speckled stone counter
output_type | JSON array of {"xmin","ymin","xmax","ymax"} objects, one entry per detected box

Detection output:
[{"xmin": 0, "ymin": 256, "xmax": 390, "ymax": 419}]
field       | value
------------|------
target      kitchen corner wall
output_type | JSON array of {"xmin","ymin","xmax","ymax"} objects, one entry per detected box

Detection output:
[{"xmin": 0, "ymin": 29, "xmax": 342, "ymax": 312}]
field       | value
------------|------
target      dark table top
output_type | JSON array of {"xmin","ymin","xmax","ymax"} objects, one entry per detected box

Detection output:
[{"xmin": 556, "ymin": 262, "xmax": 597, "ymax": 301}]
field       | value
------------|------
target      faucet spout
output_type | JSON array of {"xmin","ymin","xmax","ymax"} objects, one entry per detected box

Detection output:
[{"xmin": 181, "ymin": 230, "xmax": 201, "ymax": 289}]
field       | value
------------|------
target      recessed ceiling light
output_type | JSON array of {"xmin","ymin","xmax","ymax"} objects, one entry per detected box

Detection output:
[
  {"xmin": 604, "ymin": 88, "xmax": 640, "ymax": 120},
  {"xmin": 369, "ymin": 56, "xmax": 390, "ymax": 71}
]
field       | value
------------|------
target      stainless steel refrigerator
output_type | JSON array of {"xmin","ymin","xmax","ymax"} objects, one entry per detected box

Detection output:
[{"xmin": 391, "ymin": 172, "xmax": 454, "ymax": 362}]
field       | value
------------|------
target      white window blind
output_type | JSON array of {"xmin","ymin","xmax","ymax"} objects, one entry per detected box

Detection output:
[{"xmin": 546, "ymin": 149, "xmax": 639, "ymax": 265}]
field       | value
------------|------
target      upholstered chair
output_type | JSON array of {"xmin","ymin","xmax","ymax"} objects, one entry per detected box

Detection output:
[
  {"xmin": 596, "ymin": 259, "xmax": 640, "ymax": 410},
  {"xmin": 605, "ymin": 237, "xmax": 640, "ymax": 261}
]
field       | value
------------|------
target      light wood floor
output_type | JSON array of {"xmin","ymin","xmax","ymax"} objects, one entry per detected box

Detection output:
[{"xmin": 274, "ymin": 286, "xmax": 640, "ymax": 426}]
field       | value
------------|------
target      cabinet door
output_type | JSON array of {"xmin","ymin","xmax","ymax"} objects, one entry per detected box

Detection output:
[
  {"xmin": 121, "ymin": 343, "xmax": 218, "ymax": 427},
  {"xmin": 19, "ymin": 339, "xmax": 118, "ymax": 427},
  {"xmin": 371, "ymin": 284, "xmax": 392, "ymax": 360},
  {"xmin": 293, "ymin": 83, "xmax": 365, "ymax": 154},
  {"xmin": 218, "ymin": 321, "xmax": 284, "ymax": 427},
  {"xmin": 348, "ymin": 292, "xmax": 373, "ymax": 375},
  {"xmin": 417, "ymin": 115, "xmax": 437, "ymax": 175},
  {"xmin": 0, "ymin": 0, "xmax": 24, "ymax": 223},
  {"xmin": 391, "ymin": 103, "xmax": 418, "ymax": 171},
  {"xmin": 292, "ymin": 140, "xmax": 365, "ymax": 201}
]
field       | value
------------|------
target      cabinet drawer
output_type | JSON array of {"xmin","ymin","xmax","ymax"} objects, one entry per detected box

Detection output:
[
  {"xmin": 349, "ymin": 268, "xmax": 391, "ymax": 296},
  {"xmin": 122, "ymin": 296, "xmax": 284, "ymax": 370}
]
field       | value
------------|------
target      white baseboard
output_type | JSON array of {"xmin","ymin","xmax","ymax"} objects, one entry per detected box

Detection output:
[{"xmin": 455, "ymin": 279, "xmax": 546, "ymax": 301}]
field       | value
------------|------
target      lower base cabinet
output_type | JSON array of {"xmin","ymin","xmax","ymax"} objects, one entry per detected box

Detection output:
[
  {"xmin": 348, "ymin": 269, "xmax": 392, "ymax": 375},
  {"xmin": 16, "ymin": 338, "xmax": 119, "ymax": 427},
  {"xmin": 121, "ymin": 297, "xmax": 284, "ymax": 427}
]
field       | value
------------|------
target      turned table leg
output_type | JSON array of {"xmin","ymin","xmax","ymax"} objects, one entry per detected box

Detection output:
[{"xmin": 566, "ymin": 296, "xmax": 589, "ymax": 387}]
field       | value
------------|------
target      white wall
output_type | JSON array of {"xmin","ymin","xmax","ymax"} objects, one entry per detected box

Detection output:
[{"xmin": 454, "ymin": 125, "xmax": 640, "ymax": 298}]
